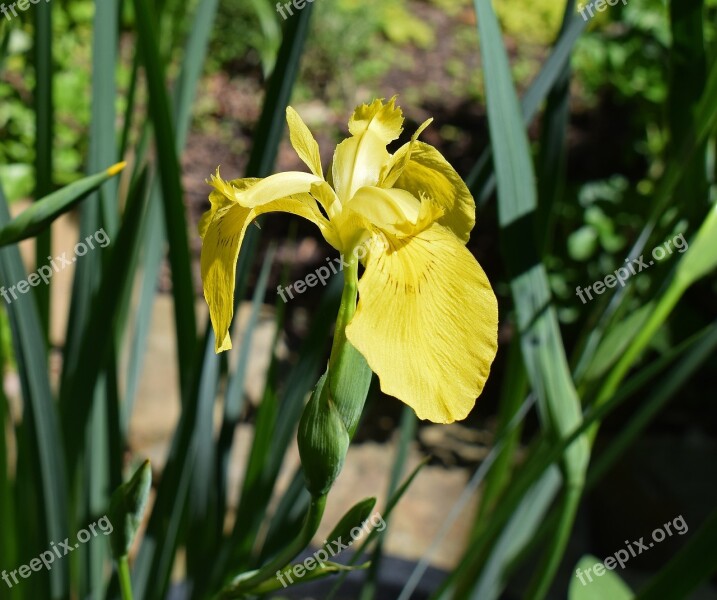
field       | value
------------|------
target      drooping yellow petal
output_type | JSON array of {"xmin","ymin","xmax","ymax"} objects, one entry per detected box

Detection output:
[
  {"xmin": 201, "ymin": 173, "xmax": 336, "ymax": 352},
  {"xmin": 331, "ymin": 98, "xmax": 404, "ymax": 202},
  {"xmin": 226, "ymin": 170, "xmax": 325, "ymax": 208},
  {"xmin": 286, "ymin": 106, "xmax": 324, "ymax": 179},
  {"xmin": 345, "ymin": 223, "xmax": 498, "ymax": 423},
  {"xmin": 198, "ymin": 175, "xmax": 261, "ymax": 238},
  {"xmin": 392, "ymin": 141, "xmax": 475, "ymax": 244}
]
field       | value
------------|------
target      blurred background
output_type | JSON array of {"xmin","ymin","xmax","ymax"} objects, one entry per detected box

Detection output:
[{"xmin": 1, "ymin": 0, "xmax": 716, "ymax": 599}]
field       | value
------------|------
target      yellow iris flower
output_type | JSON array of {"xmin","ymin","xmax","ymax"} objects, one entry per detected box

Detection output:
[{"xmin": 199, "ymin": 97, "xmax": 498, "ymax": 423}]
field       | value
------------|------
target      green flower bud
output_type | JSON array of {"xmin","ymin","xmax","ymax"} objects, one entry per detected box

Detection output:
[
  {"xmin": 298, "ymin": 258, "xmax": 375, "ymax": 496},
  {"xmin": 298, "ymin": 372, "xmax": 350, "ymax": 496},
  {"xmin": 327, "ymin": 256, "xmax": 373, "ymax": 436},
  {"xmin": 108, "ymin": 459, "xmax": 152, "ymax": 560}
]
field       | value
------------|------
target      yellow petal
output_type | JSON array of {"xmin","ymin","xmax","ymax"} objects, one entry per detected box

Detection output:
[
  {"xmin": 228, "ymin": 170, "xmax": 325, "ymax": 208},
  {"xmin": 349, "ymin": 186, "xmax": 419, "ymax": 227},
  {"xmin": 380, "ymin": 118, "xmax": 433, "ymax": 187},
  {"xmin": 286, "ymin": 106, "xmax": 324, "ymax": 178},
  {"xmin": 348, "ymin": 96, "xmax": 404, "ymax": 143},
  {"xmin": 345, "ymin": 224, "xmax": 498, "ymax": 423},
  {"xmin": 201, "ymin": 173, "xmax": 336, "ymax": 352},
  {"xmin": 199, "ymin": 174, "xmax": 261, "ymax": 238},
  {"xmin": 392, "ymin": 141, "xmax": 476, "ymax": 244},
  {"xmin": 331, "ymin": 97, "xmax": 404, "ymax": 202}
]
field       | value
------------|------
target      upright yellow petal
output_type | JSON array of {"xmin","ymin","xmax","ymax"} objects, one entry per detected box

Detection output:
[
  {"xmin": 379, "ymin": 118, "xmax": 433, "ymax": 187},
  {"xmin": 392, "ymin": 142, "xmax": 475, "ymax": 244},
  {"xmin": 286, "ymin": 106, "xmax": 324, "ymax": 178},
  {"xmin": 345, "ymin": 224, "xmax": 498, "ymax": 423},
  {"xmin": 348, "ymin": 96, "xmax": 404, "ymax": 143},
  {"xmin": 331, "ymin": 98, "xmax": 404, "ymax": 202}
]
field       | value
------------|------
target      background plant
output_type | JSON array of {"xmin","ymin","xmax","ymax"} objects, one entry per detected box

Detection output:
[{"xmin": 0, "ymin": 0, "xmax": 715, "ymax": 599}]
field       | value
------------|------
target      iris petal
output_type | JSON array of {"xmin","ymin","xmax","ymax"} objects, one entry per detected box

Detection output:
[
  {"xmin": 345, "ymin": 223, "xmax": 498, "ymax": 423},
  {"xmin": 331, "ymin": 97, "xmax": 404, "ymax": 202},
  {"xmin": 286, "ymin": 106, "xmax": 324, "ymax": 179},
  {"xmin": 392, "ymin": 141, "xmax": 476, "ymax": 244},
  {"xmin": 200, "ymin": 173, "xmax": 335, "ymax": 352}
]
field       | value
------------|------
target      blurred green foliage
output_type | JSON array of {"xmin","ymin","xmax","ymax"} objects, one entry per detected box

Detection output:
[{"xmin": 0, "ymin": 1, "xmax": 128, "ymax": 198}]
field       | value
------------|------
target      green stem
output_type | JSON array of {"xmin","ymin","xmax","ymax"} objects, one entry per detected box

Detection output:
[
  {"xmin": 589, "ymin": 280, "xmax": 684, "ymax": 441},
  {"xmin": 217, "ymin": 494, "xmax": 327, "ymax": 598},
  {"xmin": 328, "ymin": 257, "xmax": 359, "ymax": 367},
  {"xmin": 118, "ymin": 555, "xmax": 134, "ymax": 600},
  {"xmin": 527, "ymin": 279, "xmax": 685, "ymax": 597},
  {"xmin": 524, "ymin": 484, "xmax": 582, "ymax": 600}
]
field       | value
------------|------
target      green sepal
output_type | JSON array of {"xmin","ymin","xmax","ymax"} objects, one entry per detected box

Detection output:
[
  {"xmin": 297, "ymin": 371, "xmax": 350, "ymax": 497},
  {"xmin": 327, "ymin": 258, "xmax": 373, "ymax": 439},
  {"xmin": 247, "ymin": 560, "xmax": 370, "ymax": 595},
  {"xmin": 108, "ymin": 459, "xmax": 152, "ymax": 560},
  {"xmin": 329, "ymin": 339, "xmax": 373, "ymax": 439},
  {"xmin": 324, "ymin": 496, "xmax": 377, "ymax": 551},
  {"xmin": 674, "ymin": 202, "xmax": 717, "ymax": 290}
]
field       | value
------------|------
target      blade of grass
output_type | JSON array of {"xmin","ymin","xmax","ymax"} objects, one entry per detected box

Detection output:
[
  {"xmin": 359, "ymin": 405, "xmax": 415, "ymax": 600},
  {"xmin": 455, "ymin": 467, "xmax": 563, "ymax": 600},
  {"xmin": 589, "ymin": 320, "xmax": 717, "ymax": 485},
  {"xmin": 214, "ymin": 245, "xmax": 278, "ymax": 536},
  {"xmin": 0, "ymin": 164, "xmax": 125, "ymax": 247},
  {"xmin": 472, "ymin": 335, "xmax": 528, "ymax": 538},
  {"xmin": 536, "ymin": 0, "xmax": 575, "ymax": 255},
  {"xmin": 467, "ymin": 10, "xmax": 588, "ymax": 207},
  {"xmin": 667, "ymin": 0, "xmax": 707, "ymax": 220},
  {"xmin": 0, "ymin": 322, "xmax": 18, "ymax": 600},
  {"xmin": 245, "ymin": 1, "xmax": 316, "ymax": 178},
  {"xmin": 484, "ymin": 321, "xmax": 717, "ymax": 594},
  {"xmin": 0, "ymin": 25, "xmax": 10, "ymax": 69},
  {"xmin": 473, "ymin": 2, "xmax": 589, "ymax": 597},
  {"xmin": 121, "ymin": 196, "xmax": 164, "ymax": 434},
  {"xmin": 134, "ymin": 4, "xmax": 315, "ymax": 596},
  {"xmin": 327, "ymin": 455, "xmax": 433, "ymax": 600},
  {"xmin": 186, "ymin": 245, "xmax": 276, "ymax": 593},
  {"xmin": 438, "ymin": 321, "xmax": 716, "ymax": 598},
  {"xmin": 574, "ymin": 57, "xmax": 717, "ymax": 379},
  {"xmin": 33, "ymin": 0, "xmax": 53, "ymax": 344},
  {"xmin": 401, "ymin": 394, "xmax": 537, "ymax": 600},
  {"xmin": 131, "ymin": 0, "xmax": 197, "ymax": 399},
  {"xmin": 0, "ymin": 184, "xmax": 69, "ymax": 599},
  {"xmin": 257, "ymin": 468, "xmax": 311, "ymax": 563},
  {"xmin": 60, "ymin": 169, "xmax": 150, "ymax": 469},
  {"xmin": 123, "ymin": 0, "xmax": 220, "ymax": 424}
]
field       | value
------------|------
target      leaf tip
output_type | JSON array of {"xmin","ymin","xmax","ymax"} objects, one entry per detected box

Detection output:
[{"xmin": 107, "ymin": 161, "xmax": 128, "ymax": 177}]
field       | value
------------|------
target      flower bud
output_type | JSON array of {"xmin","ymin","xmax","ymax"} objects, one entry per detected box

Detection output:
[
  {"xmin": 298, "ymin": 260, "xmax": 374, "ymax": 496},
  {"xmin": 108, "ymin": 459, "xmax": 152, "ymax": 560},
  {"xmin": 298, "ymin": 372, "xmax": 350, "ymax": 496}
]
